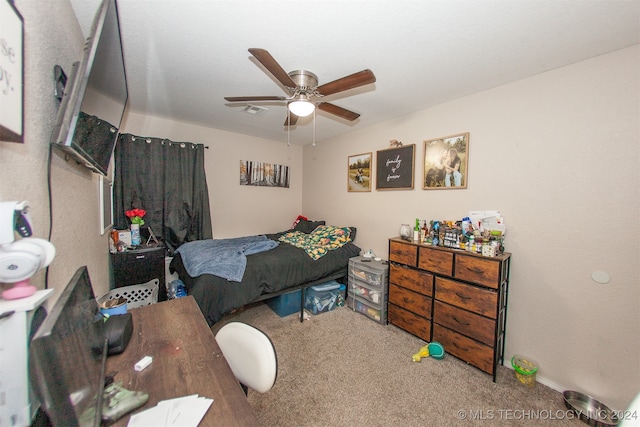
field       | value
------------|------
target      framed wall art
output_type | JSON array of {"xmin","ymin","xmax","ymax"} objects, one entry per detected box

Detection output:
[
  {"xmin": 376, "ymin": 144, "xmax": 415, "ymax": 190},
  {"xmin": 240, "ymin": 160, "xmax": 290, "ymax": 188},
  {"xmin": 423, "ymin": 132, "xmax": 469, "ymax": 190},
  {"xmin": 99, "ymin": 175, "xmax": 113, "ymax": 235},
  {"xmin": 348, "ymin": 152, "xmax": 372, "ymax": 192},
  {"xmin": 0, "ymin": 0, "xmax": 24, "ymax": 143}
]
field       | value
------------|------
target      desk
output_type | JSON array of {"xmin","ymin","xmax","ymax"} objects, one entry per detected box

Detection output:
[{"xmin": 106, "ymin": 296, "xmax": 260, "ymax": 426}]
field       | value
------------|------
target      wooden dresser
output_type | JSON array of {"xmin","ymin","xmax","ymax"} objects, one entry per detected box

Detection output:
[{"xmin": 388, "ymin": 237, "xmax": 511, "ymax": 381}]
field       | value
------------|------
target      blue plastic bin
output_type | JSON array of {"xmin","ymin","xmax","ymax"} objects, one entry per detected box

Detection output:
[
  {"xmin": 304, "ymin": 281, "xmax": 346, "ymax": 315},
  {"xmin": 266, "ymin": 289, "xmax": 302, "ymax": 317}
]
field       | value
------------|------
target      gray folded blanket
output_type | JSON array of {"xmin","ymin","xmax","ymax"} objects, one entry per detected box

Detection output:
[{"xmin": 175, "ymin": 235, "xmax": 279, "ymax": 282}]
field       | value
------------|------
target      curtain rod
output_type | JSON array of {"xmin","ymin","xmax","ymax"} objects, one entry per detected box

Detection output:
[{"xmin": 130, "ymin": 135, "xmax": 208, "ymax": 149}]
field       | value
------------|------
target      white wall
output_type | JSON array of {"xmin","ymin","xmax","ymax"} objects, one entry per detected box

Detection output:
[
  {"xmin": 0, "ymin": 0, "xmax": 113, "ymax": 304},
  {"xmin": 121, "ymin": 112, "xmax": 303, "ymax": 238},
  {"xmin": 303, "ymin": 46, "xmax": 640, "ymax": 410}
]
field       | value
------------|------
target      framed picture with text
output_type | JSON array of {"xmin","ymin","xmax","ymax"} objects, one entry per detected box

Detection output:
[
  {"xmin": 376, "ymin": 144, "xmax": 415, "ymax": 190},
  {"xmin": 0, "ymin": 0, "xmax": 24, "ymax": 143}
]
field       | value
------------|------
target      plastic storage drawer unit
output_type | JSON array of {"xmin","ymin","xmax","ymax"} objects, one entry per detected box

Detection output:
[{"xmin": 347, "ymin": 256, "xmax": 389, "ymax": 324}]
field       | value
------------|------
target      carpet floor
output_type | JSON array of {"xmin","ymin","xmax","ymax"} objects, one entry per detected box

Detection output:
[{"xmin": 215, "ymin": 302, "xmax": 583, "ymax": 426}]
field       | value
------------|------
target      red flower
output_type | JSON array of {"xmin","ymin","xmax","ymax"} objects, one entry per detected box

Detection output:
[{"xmin": 125, "ymin": 209, "xmax": 146, "ymax": 225}]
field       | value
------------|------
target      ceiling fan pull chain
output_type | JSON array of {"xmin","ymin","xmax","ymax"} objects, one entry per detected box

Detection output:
[
  {"xmin": 312, "ymin": 108, "xmax": 316, "ymax": 147},
  {"xmin": 287, "ymin": 109, "xmax": 291, "ymax": 147}
]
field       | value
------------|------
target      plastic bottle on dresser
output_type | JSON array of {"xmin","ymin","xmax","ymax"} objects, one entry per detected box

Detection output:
[
  {"xmin": 432, "ymin": 221, "xmax": 439, "ymax": 246},
  {"xmin": 461, "ymin": 216, "xmax": 471, "ymax": 236}
]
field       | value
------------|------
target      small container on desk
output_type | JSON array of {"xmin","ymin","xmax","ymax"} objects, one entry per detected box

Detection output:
[{"xmin": 347, "ymin": 256, "xmax": 389, "ymax": 324}]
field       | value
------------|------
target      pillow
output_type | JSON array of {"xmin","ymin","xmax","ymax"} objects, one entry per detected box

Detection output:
[
  {"xmin": 293, "ymin": 219, "xmax": 325, "ymax": 234},
  {"xmin": 348, "ymin": 227, "xmax": 357, "ymax": 243}
]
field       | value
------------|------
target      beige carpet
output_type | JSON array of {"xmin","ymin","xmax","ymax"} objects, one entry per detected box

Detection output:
[{"xmin": 215, "ymin": 302, "xmax": 582, "ymax": 426}]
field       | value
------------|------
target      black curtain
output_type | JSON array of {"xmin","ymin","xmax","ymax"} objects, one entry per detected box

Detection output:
[{"xmin": 113, "ymin": 133, "xmax": 212, "ymax": 253}]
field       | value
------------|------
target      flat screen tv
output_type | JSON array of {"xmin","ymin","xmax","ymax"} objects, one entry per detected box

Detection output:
[
  {"xmin": 29, "ymin": 266, "xmax": 106, "ymax": 427},
  {"xmin": 50, "ymin": 0, "xmax": 128, "ymax": 176}
]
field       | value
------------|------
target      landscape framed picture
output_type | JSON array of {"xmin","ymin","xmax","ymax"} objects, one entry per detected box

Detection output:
[
  {"xmin": 376, "ymin": 144, "xmax": 415, "ymax": 190},
  {"xmin": 348, "ymin": 152, "xmax": 372, "ymax": 192},
  {"xmin": 423, "ymin": 132, "xmax": 469, "ymax": 190}
]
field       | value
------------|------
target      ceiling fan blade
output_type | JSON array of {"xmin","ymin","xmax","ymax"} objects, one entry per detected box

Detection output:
[
  {"xmin": 284, "ymin": 112, "xmax": 299, "ymax": 126},
  {"xmin": 224, "ymin": 96, "xmax": 286, "ymax": 102},
  {"xmin": 316, "ymin": 69, "xmax": 376, "ymax": 96},
  {"xmin": 317, "ymin": 102, "xmax": 360, "ymax": 121},
  {"xmin": 248, "ymin": 48, "xmax": 297, "ymax": 89}
]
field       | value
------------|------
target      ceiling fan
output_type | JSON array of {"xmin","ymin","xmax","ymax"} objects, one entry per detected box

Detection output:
[{"xmin": 224, "ymin": 48, "xmax": 376, "ymax": 126}]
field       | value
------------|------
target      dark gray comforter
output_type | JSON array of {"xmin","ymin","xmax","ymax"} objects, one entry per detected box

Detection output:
[{"xmin": 170, "ymin": 231, "xmax": 361, "ymax": 325}]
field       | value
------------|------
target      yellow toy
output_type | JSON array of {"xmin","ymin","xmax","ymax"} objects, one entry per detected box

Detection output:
[
  {"xmin": 412, "ymin": 342, "xmax": 445, "ymax": 362},
  {"xmin": 412, "ymin": 345, "xmax": 430, "ymax": 362}
]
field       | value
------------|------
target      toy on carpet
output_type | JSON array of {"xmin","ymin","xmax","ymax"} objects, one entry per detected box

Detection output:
[
  {"xmin": 412, "ymin": 344, "xmax": 430, "ymax": 362},
  {"xmin": 412, "ymin": 342, "xmax": 445, "ymax": 362}
]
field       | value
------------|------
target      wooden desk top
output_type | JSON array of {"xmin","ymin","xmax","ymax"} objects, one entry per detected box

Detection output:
[{"xmin": 106, "ymin": 296, "xmax": 260, "ymax": 426}]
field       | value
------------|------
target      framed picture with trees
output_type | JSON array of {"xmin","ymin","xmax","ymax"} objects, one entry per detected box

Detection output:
[
  {"xmin": 348, "ymin": 152, "xmax": 372, "ymax": 192},
  {"xmin": 423, "ymin": 132, "xmax": 469, "ymax": 189}
]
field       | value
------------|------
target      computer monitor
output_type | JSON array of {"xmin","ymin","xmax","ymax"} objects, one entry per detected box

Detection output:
[{"xmin": 29, "ymin": 266, "xmax": 107, "ymax": 427}]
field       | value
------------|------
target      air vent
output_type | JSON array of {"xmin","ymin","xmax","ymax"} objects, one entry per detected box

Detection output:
[{"xmin": 242, "ymin": 105, "xmax": 268, "ymax": 115}]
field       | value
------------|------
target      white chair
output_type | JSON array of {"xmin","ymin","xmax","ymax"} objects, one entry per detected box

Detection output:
[{"xmin": 215, "ymin": 322, "xmax": 278, "ymax": 394}]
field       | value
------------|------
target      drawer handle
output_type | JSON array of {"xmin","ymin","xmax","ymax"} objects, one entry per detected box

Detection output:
[
  {"xmin": 451, "ymin": 341, "xmax": 468, "ymax": 352},
  {"xmin": 452, "ymin": 315, "xmax": 470, "ymax": 326},
  {"xmin": 136, "ymin": 255, "xmax": 145, "ymax": 259},
  {"xmin": 455, "ymin": 292, "xmax": 471, "ymax": 300}
]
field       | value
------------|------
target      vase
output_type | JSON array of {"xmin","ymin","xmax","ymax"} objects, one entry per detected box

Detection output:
[
  {"xmin": 399, "ymin": 224, "xmax": 411, "ymax": 240},
  {"xmin": 130, "ymin": 223, "xmax": 141, "ymax": 246}
]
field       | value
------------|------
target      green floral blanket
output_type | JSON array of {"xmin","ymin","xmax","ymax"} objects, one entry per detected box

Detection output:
[{"xmin": 278, "ymin": 225, "xmax": 352, "ymax": 260}]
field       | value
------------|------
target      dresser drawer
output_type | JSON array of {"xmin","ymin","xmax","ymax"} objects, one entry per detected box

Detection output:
[
  {"xmin": 454, "ymin": 254, "xmax": 502, "ymax": 289},
  {"xmin": 433, "ymin": 301, "xmax": 496, "ymax": 346},
  {"xmin": 388, "ymin": 283, "xmax": 432, "ymax": 319},
  {"xmin": 389, "ymin": 263, "xmax": 433, "ymax": 297},
  {"xmin": 435, "ymin": 277, "xmax": 498, "ymax": 318},
  {"xmin": 389, "ymin": 241, "xmax": 417, "ymax": 266},
  {"xmin": 388, "ymin": 304, "xmax": 431, "ymax": 342},
  {"xmin": 418, "ymin": 246, "xmax": 453, "ymax": 276},
  {"xmin": 432, "ymin": 324, "xmax": 495, "ymax": 375}
]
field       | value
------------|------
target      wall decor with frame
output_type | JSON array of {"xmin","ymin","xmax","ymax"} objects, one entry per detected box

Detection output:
[
  {"xmin": 375, "ymin": 144, "xmax": 415, "ymax": 190},
  {"xmin": 0, "ymin": 0, "xmax": 24, "ymax": 143},
  {"xmin": 99, "ymin": 175, "xmax": 113, "ymax": 235},
  {"xmin": 347, "ymin": 152, "xmax": 372, "ymax": 192},
  {"xmin": 423, "ymin": 132, "xmax": 469, "ymax": 190},
  {"xmin": 240, "ymin": 160, "xmax": 290, "ymax": 188}
]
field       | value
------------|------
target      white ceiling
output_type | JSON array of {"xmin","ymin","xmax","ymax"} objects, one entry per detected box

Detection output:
[{"xmin": 73, "ymin": 0, "xmax": 640, "ymax": 145}]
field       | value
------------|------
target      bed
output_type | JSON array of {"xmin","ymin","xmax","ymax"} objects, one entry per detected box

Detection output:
[{"xmin": 169, "ymin": 220, "xmax": 361, "ymax": 325}]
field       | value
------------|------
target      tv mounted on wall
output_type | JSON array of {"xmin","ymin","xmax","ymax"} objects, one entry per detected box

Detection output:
[{"xmin": 50, "ymin": 0, "xmax": 128, "ymax": 177}]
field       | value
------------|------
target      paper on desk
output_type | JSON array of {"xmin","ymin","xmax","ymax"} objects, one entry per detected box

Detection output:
[{"xmin": 127, "ymin": 394, "xmax": 213, "ymax": 427}]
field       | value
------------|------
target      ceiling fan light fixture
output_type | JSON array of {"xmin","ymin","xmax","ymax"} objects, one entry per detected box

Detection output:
[{"xmin": 288, "ymin": 99, "xmax": 315, "ymax": 117}]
